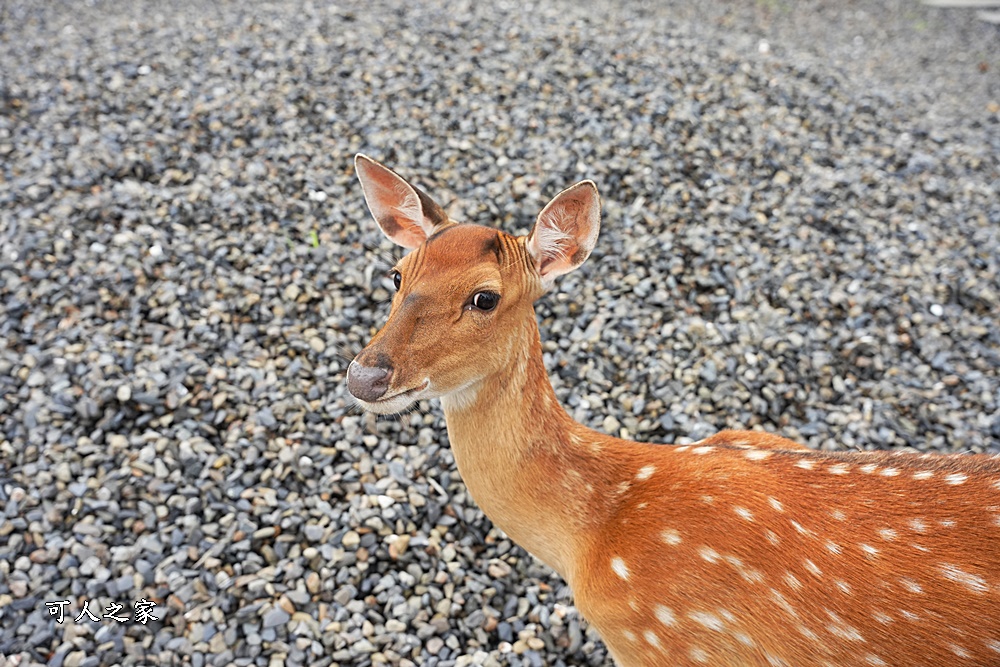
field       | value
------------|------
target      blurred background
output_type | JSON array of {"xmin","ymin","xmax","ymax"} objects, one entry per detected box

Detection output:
[{"xmin": 1, "ymin": 1, "xmax": 998, "ymax": 666}]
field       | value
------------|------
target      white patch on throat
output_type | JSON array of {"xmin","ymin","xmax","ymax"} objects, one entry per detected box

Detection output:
[{"xmin": 440, "ymin": 381, "xmax": 481, "ymax": 413}]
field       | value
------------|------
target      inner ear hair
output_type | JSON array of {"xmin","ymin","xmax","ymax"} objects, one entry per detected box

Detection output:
[{"xmin": 413, "ymin": 183, "xmax": 449, "ymax": 228}]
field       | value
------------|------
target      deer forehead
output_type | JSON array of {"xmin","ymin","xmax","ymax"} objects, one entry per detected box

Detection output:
[
  {"xmin": 402, "ymin": 224, "xmax": 529, "ymax": 286},
  {"xmin": 421, "ymin": 224, "xmax": 523, "ymax": 267},
  {"xmin": 422, "ymin": 223, "xmax": 504, "ymax": 260}
]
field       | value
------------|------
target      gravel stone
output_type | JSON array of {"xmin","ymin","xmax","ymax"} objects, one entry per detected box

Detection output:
[{"xmin": 262, "ymin": 608, "xmax": 291, "ymax": 629}]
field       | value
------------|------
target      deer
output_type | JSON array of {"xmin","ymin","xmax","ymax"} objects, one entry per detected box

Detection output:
[{"xmin": 345, "ymin": 154, "xmax": 1000, "ymax": 667}]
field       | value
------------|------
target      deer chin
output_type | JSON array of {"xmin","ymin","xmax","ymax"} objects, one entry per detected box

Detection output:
[{"xmin": 356, "ymin": 378, "xmax": 430, "ymax": 415}]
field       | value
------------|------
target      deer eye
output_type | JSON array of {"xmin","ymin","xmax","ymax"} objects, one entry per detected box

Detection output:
[
  {"xmin": 390, "ymin": 270, "xmax": 401, "ymax": 290},
  {"xmin": 471, "ymin": 291, "xmax": 500, "ymax": 312}
]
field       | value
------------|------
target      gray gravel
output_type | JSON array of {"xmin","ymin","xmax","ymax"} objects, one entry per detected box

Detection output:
[{"xmin": 1, "ymin": 1, "xmax": 999, "ymax": 665}]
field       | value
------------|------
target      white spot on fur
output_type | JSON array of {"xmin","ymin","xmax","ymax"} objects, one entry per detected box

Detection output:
[
  {"xmin": 766, "ymin": 530, "xmax": 781, "ymax": 546},
  {"xmin": 879, "ymin": 528, "xmax": 898, "ymax": 541},
  {"xmin": 735, "ymin": 632, "xmax": 755, "ymax": 647},
  {"xmin": 913, "ymin": 470, "xmax": 934, "ymax": 480},
  {"xmin": 689, "ymin": 611, "xmax": 725, "ymax": 631},
  {"xmin": 826, "ymin": 541, "xmax": 843, "ymax": 555},
  {"xmin": 725, "ymin": 555, "xmax": 744, "ymax": 570},
  {"xmin": 654, "ymin": 604, "xmax": 676, "ymax": 627},
  {"xmin": 900, "ymin": 578, "xmax": 923, "ymax": 594},
  {"xmin": 836, "ymin": 580, "xmax": 852, "ymax": 595},
  {"xmin": 690, "ymin": 648, "xmax": 709, "ymax": 663},
  {"xmin": 745, "ymin": 449, "xmax": 772, "ymax": 461},
  {"xmin": 940, "ymin": 563, "xmax": 989, "ymax": 593},
  {"xmin": 699, "ymin": 547, "xmax": 720, "ymax": 564},
  {"xmin": 909, "ymin": 518, "xmax": 927, "ymax": 533},
  {"xmin": 701, "ymin": 495, "xmax": 715, "ymax": 504},
  {"xmin": 828, "ymin": 463, "xmax": 850, "ymax": 475},
  {"xmin": 795, "ymin": 459, "xmax": 816, "ymax": 470},
  {"xmin": 769, "ymin": 497, "xmax": 784, "ymax": 512},
  {"xmin": 623, "ymin": 629, "xmax": 637, "ymax": 642},
  {"xmin": 945, "ymin": 472, "xmax": 968, "ymax": 485},
  {"xmin": 636, "ymin": 465, "xmax": 656, "ymax": 481},
  {"xmin": 735, "ymin": 506, "xmax": 754, "ymax": 521},
  {"xmin": 662, "ymin": 529, "xmax": 682, "ymax": 546},
  {"xmin": 742, "ymin": 568, "xmax": 765, "ymax": 584},
  {"xmin": 827, "ymin": 623, "xmax": 865, "ymax": 642},
  {"xmin": 611, "ymin": 557, "xmax": 629, "ymax": 581},
  {"xmin": 770, "ymin": 589, "xmax": 798, "ymax": 618},
  {"xmin": 798, "ymin": 625, "xmax": 819, "ymax": 641},
  {"xmin": 900, "ymin": 610, "xmax": 920, "ymax": 621},
  {"xmin": 860, "ymin": 543, "xmax": 880, "ymax": 558},
  {"xmin": 940, "ymin": 519, "xmax": 956, "ymax": 528},
  {"xmin": 783, "ymin": 572, "xmax": 802, "ymax": 590},
  {"xmin": 675, "ymin": 445, "xmax": 690, "ymax": 453},
  {"xmin": 985, "ymin": 639, "xmax": 1000, "ymax": 654},
  {"xmin": 643, "ymin": 629, "xmax": 661, "ymax": 648},
  {"xmin": 804, "ymin": 559, "xmax": 822, "ymax": 577},
  {"xmin": 866, "ymin": 654, "xmax": 888, "ymax": 666},
  {"xmin": 951, "ymin": 644, "xmax": 971, "ymax": 659},
  {"xmin": 692, "ymin": 445, "xmax": 714, "ymax": 455},
  {"xmin": 831, "ymin": 509, "xmax": 846, "ymax": 521},
  {"xmin": 880, "ymin": 467, "xmax": 900, "ymax": 477},
  {"xmin": 873, "ymin": 611, "xmax": 893, "ymax": 625},
  {"xmin": 791, "ymin": 520, "xmax": 813, "ymax": 537},
  {"xmin": 860, "ymin": 463, "xmax": 878, "ymax": 474}
]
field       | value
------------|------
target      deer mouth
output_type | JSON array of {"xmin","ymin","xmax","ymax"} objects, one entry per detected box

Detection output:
[{"xmin": 364, "ymin": 378, "xmax": 430, "ymax": 414}]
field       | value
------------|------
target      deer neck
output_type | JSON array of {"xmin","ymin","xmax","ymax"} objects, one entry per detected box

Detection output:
[{"xmin": 439, "ymin": 314, "xmax": 605, "ymax": 581}]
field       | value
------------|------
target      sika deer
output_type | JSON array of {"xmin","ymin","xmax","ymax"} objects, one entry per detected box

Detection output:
[{"xmin": 346, "ymin": 154, "xmax": 1000, "ymax": 667}]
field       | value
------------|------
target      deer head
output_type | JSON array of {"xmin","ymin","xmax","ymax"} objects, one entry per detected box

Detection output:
[{"xmin": 346, "ymin": 154, "xmax": 601, "ymax": 415}]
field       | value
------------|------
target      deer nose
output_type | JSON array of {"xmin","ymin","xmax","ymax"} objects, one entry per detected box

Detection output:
[{"xmin": 347, "ymin": 360, "xmax": 393, "ymax": 402}]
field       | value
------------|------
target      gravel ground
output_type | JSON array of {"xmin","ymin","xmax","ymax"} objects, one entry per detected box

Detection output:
[{"xmin": 1, "ymin": 1, "xmax": 999, "ymax": 666}]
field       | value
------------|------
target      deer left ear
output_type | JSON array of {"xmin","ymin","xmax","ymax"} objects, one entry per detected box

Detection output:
[
  {"xmin": 526, "ymin": 180, "xmax": 601, "ymax": 288},
  {"xmin": 355, "ymin": 154, "xmax": 451, "ymax": 249}
]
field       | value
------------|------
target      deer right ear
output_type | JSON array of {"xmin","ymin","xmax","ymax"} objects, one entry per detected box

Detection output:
[
  {"xmin": 526, "ymin": 180, "xmax": 601, "ymax": 289},
  {"xmin": 354, "ymin": 154, "xmax": 450, "ymax": 249}
]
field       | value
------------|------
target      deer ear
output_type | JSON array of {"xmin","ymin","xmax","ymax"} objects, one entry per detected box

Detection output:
[
  {"xmin": 526, "ymin": 180, "xmax": 601, "ymax": 288},
  {"xmin": 355, "ymin": 154, "xmax": 450, "ymax": 249}
]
